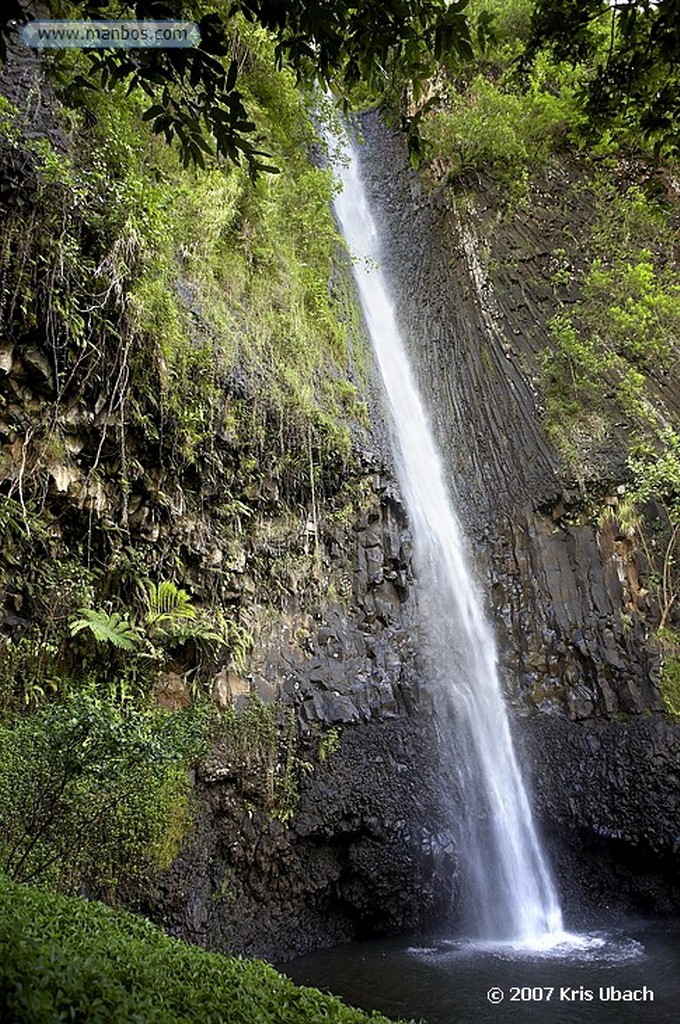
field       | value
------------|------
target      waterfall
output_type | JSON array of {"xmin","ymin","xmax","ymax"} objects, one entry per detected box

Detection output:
[{"xmin": 329, "ymin": 126, "xmax": 564, "ymax": 944}]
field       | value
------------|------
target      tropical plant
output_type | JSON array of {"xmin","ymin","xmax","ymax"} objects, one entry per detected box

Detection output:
[
  {"xmin": 64, "ymin": 582, "xmax": 252, "ymax": 690},
  {"xmin": 145, "ymin": 580, "xmax": 196, "ymax": 629},
  {"xmin": 627, "ymin": 428, "xmax": 680, "ymax": 632},
  {"xmin": 69, "ymin": 608, "xmax": 143, "ymax": 650},
  {"xmin": 0, "ymin": 691, "xmax": 209, "ymax": 890},
  {"xmin": 0, "ymin": 873, "xmax": 403, "ymax": 1024},
  {"xmin": 318, "ymin": 725, "xmax": 342, "ymax": 762},
  {"xmin": 522, "ymin": 0, "xmax": 680, "ymax": 157}
]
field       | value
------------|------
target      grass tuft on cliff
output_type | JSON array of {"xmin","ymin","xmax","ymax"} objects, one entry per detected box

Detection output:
[{"xmin": 0, "ymin": 873, "xmax": 407, "ymax": 1024}]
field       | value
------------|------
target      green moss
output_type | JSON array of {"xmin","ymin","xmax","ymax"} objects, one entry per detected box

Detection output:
[
  {"xmin": 0, "ymin": 15, "xmax": 373, "ymax": 730},
  {"xmin": 1, "ymin": 14, "xmax": 367, "ymax": 508},
  {"xmin": 214, "ymin": 693, "xmax": 306, "ymax": 823}
]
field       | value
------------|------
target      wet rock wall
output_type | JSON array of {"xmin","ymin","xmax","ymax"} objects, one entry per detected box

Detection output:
[
  {"xmin": 355, "ymin": 112, "xmax": 679, "ymax": 910},
  {"xmin": 0, "ymin": 46, "xmax": 459, "ymax": 960},
  {"xmin": 357, "ymin": 111, "xmax": 660, "ymax": 719},
  {"xmin": 140, "ymin": 486, "xmax": 461, "ymax": 962},
  {"xmin": 2, "ymin": 37, "xmax": 678, "ymax": 961},
  {"xmin": 520, "ymin": 715, "xmax": 680, "ymax": 917}
]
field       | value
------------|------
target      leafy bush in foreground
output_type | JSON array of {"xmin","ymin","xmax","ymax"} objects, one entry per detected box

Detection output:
[
  {"xmin": 0, "ymin": 692, "xmax": 208, "ymax": 893},
  {"xmin": 0, "ymin": 875, "xmax": 405, "ymax": 1024}
]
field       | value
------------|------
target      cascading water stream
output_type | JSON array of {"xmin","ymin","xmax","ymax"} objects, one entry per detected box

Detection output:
[{"xmin": 329, "ymin": 126, "xmax": 564, "ymax": 946}]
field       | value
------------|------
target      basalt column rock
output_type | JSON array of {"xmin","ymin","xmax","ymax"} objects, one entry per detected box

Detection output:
[
  {"xmin": 518, "ymin": 714, "xmax": 680, "ymax": 917},
  {"xmin": 489, "ymin": 510, "xmax": 661, "ymax": 719},
  {"xmin": 355, "ymin": 111, "xmax": 679, "ymax": 912},
  {"xmin": 357, "ymin": 112, "xmax": 661, "ymax": 719}
]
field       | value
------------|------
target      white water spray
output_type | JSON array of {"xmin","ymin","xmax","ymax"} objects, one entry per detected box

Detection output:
[{"xmin": 330, "ymin": 127, "xmax": 564, "ymax": 945}]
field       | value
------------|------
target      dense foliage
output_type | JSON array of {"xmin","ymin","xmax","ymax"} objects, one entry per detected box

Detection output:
[
  {"xmin": 3, "ymin": 1, "xmax": 676, "ymax": 169},
  {"xmin": 0, "ymin": 3, "xmax": 364, "ymax": 908},
  {"xmin": 416, "ymin": 0, "xmax": 679, "ymax": 178},
  {"xmin": 1, "ymin": 0, "xmax": 477, "ymax": 173},
  {"xmin": 0, "ymin": 693, "xmax": 208, "ymax": 891},
  {"xmin": 0, "ymin": 874, "xmax": 406, "ymax": 1023},
  {"xmin": 523, "ymin": 0, "xmax": 679, "ymax": 157},
  {"xmin": 406, "ymin": 1, "xmax": 679, "ymax": 709},
  {"xmin": 0, "ymin": 12, "xmax": 365, "ymax": 697}
]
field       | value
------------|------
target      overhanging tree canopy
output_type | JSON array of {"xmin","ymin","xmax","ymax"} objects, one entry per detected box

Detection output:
[
  {"xmin": 2, "ymin": 2, "xmax": 677, "ymax": 170},
  {"xmin": 522, "ymin": 0, "xmax": 679, "ymax": 157},
  {"xmin": 1, "ymin": 0, "xmax": 474, "ymax": 174}
]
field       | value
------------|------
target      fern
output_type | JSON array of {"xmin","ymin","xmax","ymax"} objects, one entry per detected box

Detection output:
[
  {"xmin": 145, "ymin": 581, "xmax": 196, "ymax": 629},
  {"xmin": 218, "ymin": 614, "xmax": 254, "ymax": 673},
  {"xmin": 69, "ymin": 609, "xmax": 142, "ymax": 650}
]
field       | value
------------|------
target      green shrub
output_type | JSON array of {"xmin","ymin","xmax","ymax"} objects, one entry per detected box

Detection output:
[
  {"xmin": 421, "ymin": 44, "xmax": 580, "ymax": 195},
  {"xmin": 584, "ymin": 256, "xmax": 679, "ymax": 369},
  {"xmin": 660, "ymin": 651, "xmax": 680, "ymax": 717},
  {"xmin": 0, "ymin": 692, "xmax": 210, "ymax": 893},
  {"xmin": 0, "ymin": 875, "xmax": 403, "ymax": 1024},
  {"xmin": 539, "ymin": 179, "xmax": 679, "ymax": 468}
]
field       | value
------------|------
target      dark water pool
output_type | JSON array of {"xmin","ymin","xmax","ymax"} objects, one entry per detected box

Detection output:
[{"xmin": 282, "ymin": 918, "xmax": 680, "ymax": 1023}]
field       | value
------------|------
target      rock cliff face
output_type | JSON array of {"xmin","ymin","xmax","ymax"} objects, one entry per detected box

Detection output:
[
  {"xmin": 148, "ymin": 116, "xmax": 680, "ymax": 958},
  {"xmin": 139, "ymin": 484, "xmax": 462, "ymax": 962},
  {"xmin": 0, "ymin": 45, "xmax": 463, "ymax": 959},
  {"xmin": 519, "ymin": 716, "xmax": 680, "ymax": 917},
  {"xmin": 353, "ymin": 112, "xmax": 680, "ymax": 916},
  {"xmin": 358, "ymin": 113, "xmax": 661, "ymax": 719}
]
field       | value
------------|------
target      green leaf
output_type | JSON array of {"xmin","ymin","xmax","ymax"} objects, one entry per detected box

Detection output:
[
  {"xmin": 145, "ymin": 581, "xmax": 196, "ymax": 628},
  {"xmin": 141, "ymin": 104, "xmax": 166, "ymax": 122},
  {"xmin": 226, "ymin": 57, "xmax": 238, "ymax": 93},
  {"xmin": 69, "ymin": 609, "xmax": 142, "ymax": 650}
]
